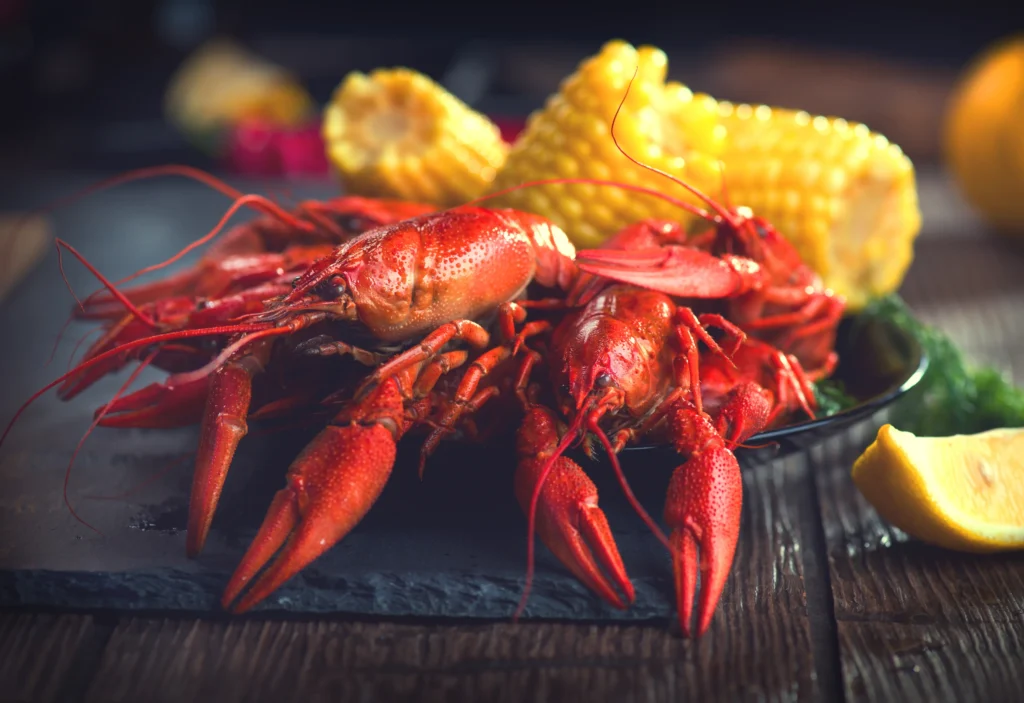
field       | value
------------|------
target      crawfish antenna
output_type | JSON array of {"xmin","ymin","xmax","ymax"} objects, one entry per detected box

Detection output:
[
  {"xmin": 168, "ymin": 326, "xmax": 293, "ymax": 387},
  {"xmin": 62, "ymin": 349, "xmax": 160, "ymax": 535},
  {"xmin": 463, "ymin": 177, "xmax": 712, "ymax": 221},
  {"xmin": 458, "ymin": 71, "xmax": 732, "ymax": 225},
  {"xmin": 56, "ymin": 238, "xmax": 157, "ymax": 327},
  {"xmin": 3, "ymin": 164, "xmax": 306, "ymax": 295},
  {"xmin": 607, "ymin": 68, "xmax": 739, "ymax": 228},
  {"xmin": 717, "ymin": 159, "xmax": 733, "ymax": 210},
  {"xmin": 0, "ymin": 322, "xmax": 274, "ymax": 451},
  {"xmin": 588, "ymin": 418, "xmax": 672, "ymax": 552},
  {"xmin": 104, "ymin": 192, "xmax": 314, "ymax": 297}
]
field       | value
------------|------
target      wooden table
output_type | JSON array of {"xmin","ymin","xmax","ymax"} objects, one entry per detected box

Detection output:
[{"xmin": 1, "ymin": 171, "xmax": 1022, "ymax": 703}]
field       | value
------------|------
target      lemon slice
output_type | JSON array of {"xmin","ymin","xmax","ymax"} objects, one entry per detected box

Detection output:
[{"xmin": 852, "ymin": 424, "xmax": 1024, "ymax": 552}]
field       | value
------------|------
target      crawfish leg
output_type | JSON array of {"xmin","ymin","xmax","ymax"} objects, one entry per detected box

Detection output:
[
  {"xmin": 186, "ymin": 340, "xmax": 272, "ymax": 557},
  {"xmin": 292, "ymin": 335, "xmax": 389, "ymax": 366},
  {"xmin": 362, "ymin": 297, "xmax": 540, "ymax": 397},
  {"xmin": 96, "ymin": 371, "xmax": 211, "ymax": 429},
  {"xmin": 671, "ymin": 308, "xmax": 748, "ymax": 415},
  {"xmin": 418, "ymin": 302, "xmax": 554, "ymax": 470},
  {"xmin": 608, "ymin": 387, "xmax": 686, "ymax": 452},
  {"xmin": 417, "ymin": 346, "xmax": 512, "ymax": 474},
  {"xmin": 695, "ymin": 313, "xmax": 747, "ymax": 356},
  {"xmin": 740, "ymin": 289, "xmax": 840, "ymax": 334},
  {"xmin": 512, "ymin": 348, "xmax": 544, "ymax": 409},
  {"xmin": 768, "ymin": 350, "xmax": 817, "ymax": 421},
  {"xmin": 410, "ymin": 350, "xmax": 470, "ymax": 398},
  {"xmin": 670, "ymin": 308, "xmax": 710, "ymax": 414},
  {"xmin": 356, "ymin": 319, "xmax": 493, "ymax": 396}
]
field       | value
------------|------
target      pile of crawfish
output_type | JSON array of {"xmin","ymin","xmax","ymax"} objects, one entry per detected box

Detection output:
[{"xmin": 1, "ymin": 118, "xmax": 845, "ymax": 640}]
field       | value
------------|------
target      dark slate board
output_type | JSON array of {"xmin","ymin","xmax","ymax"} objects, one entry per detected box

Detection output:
[{"xmin": 0, "ymin": 173, "xmax": 803, "ymax": 621}]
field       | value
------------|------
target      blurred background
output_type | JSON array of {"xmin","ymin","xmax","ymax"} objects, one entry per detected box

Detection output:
[{"xmin": 1, "ymin": 0, "xmax": 1023, "ymax": 172}]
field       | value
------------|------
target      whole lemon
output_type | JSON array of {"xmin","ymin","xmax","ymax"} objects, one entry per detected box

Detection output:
[{"xmin": 943, "ymin": 35, "xmax": 1024, "ymax": 234}]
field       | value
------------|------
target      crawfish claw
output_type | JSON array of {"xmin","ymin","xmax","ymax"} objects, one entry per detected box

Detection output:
[
  {"xmin": 221, "ymin": 380, "xmax": 403, "ymax": 613},
  {"xmin": 664, "ymin": 413, "xmax": 744, "ymax": 637},
  {"xmin": 573, "ymin": 245, "xmax": 759, "ymax": 300},
  {"xmin": 515, "ymin": 407, "xmax": 635, "ymax": 609}
]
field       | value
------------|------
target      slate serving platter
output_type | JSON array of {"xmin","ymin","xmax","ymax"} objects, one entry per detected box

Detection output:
[{"xmin": 0, "ymin": 175, "xmax": 915, "ymax": 621}]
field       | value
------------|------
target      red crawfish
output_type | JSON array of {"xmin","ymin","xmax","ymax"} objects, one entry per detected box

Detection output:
[
  {"xmin": 1, "ymin": 200, "xmax": 581, "ymax": 616},
  {"xmin": 186, "ymin": 203, "xmax": 578, "ymax": 609},
  {"xmin": 511, "ymin": 283, "xmax": 773, "ymax": 637},
  {"xmin": 566, "ymin": 73, "xmax": 847, "ymax": 381}
]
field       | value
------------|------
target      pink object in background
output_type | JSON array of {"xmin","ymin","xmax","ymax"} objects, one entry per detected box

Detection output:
[
  {"xmin": 491, "ymin": 116, "xmax": 527, "ymax": 144},
  {"xmin": 277, "ymin": 122, "xmax": 330, "ymax": 177},
  {"xmin": 222, "ymin": 114, "xmax": 527, "ymax": 178},
  {"xmin": 222, "ymin": 118, "xmax": 330, "ymax": 178}
]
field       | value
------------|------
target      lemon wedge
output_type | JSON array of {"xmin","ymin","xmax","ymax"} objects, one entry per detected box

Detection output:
[{"xmin": 851, "ymin": 424, "xmax": 1024, "ymax": 552}]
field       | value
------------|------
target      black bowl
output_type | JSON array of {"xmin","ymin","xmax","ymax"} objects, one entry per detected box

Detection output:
[{"xmin": 623, "ymin": 312, "xmax": 929, "ymax": 457}]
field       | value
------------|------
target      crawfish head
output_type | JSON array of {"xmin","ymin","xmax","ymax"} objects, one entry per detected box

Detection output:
[
  {"xmin": 251, "ymin": 224, "xmax": 409, "ymax": 331},
  {"xmin": 550, "ymin": 286, "xmax": 676, "ymax": 447},
  {"xmin": 717, "ymin": 211, "xmax": 816, "ymax": 286},
  {"xmin": 263, "ymin": 206, "xmax": 575, "ymax": 344}
]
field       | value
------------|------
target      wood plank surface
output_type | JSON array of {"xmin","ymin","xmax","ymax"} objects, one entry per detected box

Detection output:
[
  {"xmin": 813, "ymin": 205, "xmax": 1024, "ymax": 703},
  {"xmin": 81, "ymin": 457, "xmax": 822, "ymax": 703},
  {"xmin": 814, "ymin": 429, "xmax": 1024, "ymax": 703},
  {"xmin": 0, "ymin": 213, "xmax": 50, "ymax": 304},
  {"xmin": 0, "ymin": 613, "xmax": 104, "ymax": 703}
]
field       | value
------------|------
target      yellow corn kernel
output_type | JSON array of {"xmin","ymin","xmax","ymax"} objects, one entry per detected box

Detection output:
[
  {"xmin": 487, "ymin": 40, "xmax": 726, "ymax": 249},
  {"xmin": 717, "ymin": 103, "xmax": 922, "ymax": 310},
  {"xmin": 322, "ymin": 68, "xmax": 509, "ymax": 207}
]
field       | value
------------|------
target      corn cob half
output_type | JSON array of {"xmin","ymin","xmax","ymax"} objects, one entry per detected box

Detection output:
[
  {"xmin": 487, "ymin": 40, "xmax": 727, "ymax": 248},
  {"xmin": 322, "ymin": 68, "xmax": 509, "ymax": 207},
  {"xmin": 716, "ymin": 102, "xmax": 922, "ymax": 311}
]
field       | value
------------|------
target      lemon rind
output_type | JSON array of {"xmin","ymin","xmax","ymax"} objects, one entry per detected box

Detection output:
[{"xmin": 853, "ymin": 425, "xmax": 1024, "ymax": 552}]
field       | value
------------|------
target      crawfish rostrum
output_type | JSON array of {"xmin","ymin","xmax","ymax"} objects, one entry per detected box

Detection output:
[{"xmin": 2, "ymin": 149, "xmax": 845, "ymax": 638}]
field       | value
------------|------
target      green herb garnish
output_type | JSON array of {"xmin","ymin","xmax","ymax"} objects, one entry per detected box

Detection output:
[
  {"xmin": 813, "ymin": 378, "xmax": 858, "ymax": 417},
  {"xmin": 860, "ymin": 294, "xmax": 1024, "ymax": 436}
]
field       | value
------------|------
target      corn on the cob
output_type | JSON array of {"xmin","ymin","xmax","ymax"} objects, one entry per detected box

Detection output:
[
  {"xmin": 322, "ymin": 68, "xmax": 509, "ymax": 207},
  {"xmin": 165, "ymin": 38, "xmax": 315, "ymax": 138},
  {"xmin": 487, "ymin": 40, "xmax": 727, "ymax": 248},
  {"xmin": 717, "ymin": 102, "xmax": 922, "ymax": 310}
]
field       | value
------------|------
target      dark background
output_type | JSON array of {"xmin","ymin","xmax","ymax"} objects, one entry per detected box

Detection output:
[{"xmin": 2, "ymin": 0, "xmax": 1022, "ymax": 171}]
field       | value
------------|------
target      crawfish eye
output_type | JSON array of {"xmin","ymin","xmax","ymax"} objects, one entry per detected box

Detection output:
[
  {"xmin": 337, "ymin": 215, "xmax": 367, "ymax": 232},
  {"xmin": 595, "ymin": 372, "xmax": 613, "ymax": 388},
  {"xmin": 318, "ymin": 275, "xmax": 347, "ymax": 300}
]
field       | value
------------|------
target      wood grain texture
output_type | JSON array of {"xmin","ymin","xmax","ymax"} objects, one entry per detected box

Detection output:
[
  {"xmin": 82, "ymin": 456, "xmax": 820, "ymax": 703},
  {"xmin": 0, "ymin": 213, "xmax": 50, "ymax": 304},
  {"xmin": 0, "ymin": 613, "xmax": 99, "ymax": 703},
  {"xmin": 813, "ymin": 423, "xmax": 1024, "ymax": 703}
]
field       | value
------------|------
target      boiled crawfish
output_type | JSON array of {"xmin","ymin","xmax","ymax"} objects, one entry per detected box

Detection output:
[
  {"xmin": 2, "ymin": 196, "xmax": 586, "ymax": 617},
  {"xmin": 565, "ymin": 74, "xmax": 847, "ymax": 381},
  {"xmin": 510, "ymin": 282, "xmax": 776, "ymax": 636},
  {"xmin": 1, "ymin": 83, "xmax": 844, "ymax": 636}
]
